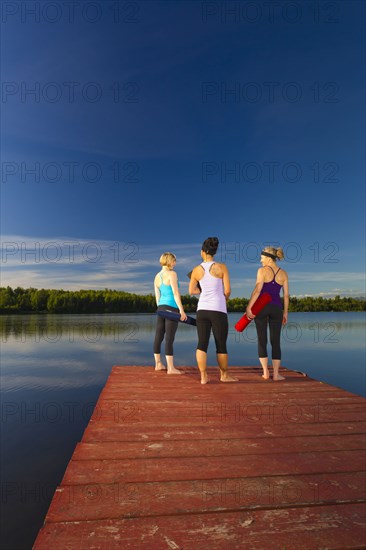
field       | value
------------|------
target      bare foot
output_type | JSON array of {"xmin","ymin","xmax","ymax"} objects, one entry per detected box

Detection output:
[
  {"xmin": 262, "ymin": 367, "xmax": 270, "ymax": 380},
  {"xmin": 167, "ymin": 367, "xmax": 182, "ymax": 375},
  {"xmin": 220, "ymin": 374, "xmax": 238, "ymax": 382},
  {"xmin": 201, "ymin": 372, "xmax": 209, "ymax": 385},
  {"xmin": 273, "ymin": 374, "xmax": 285, "ymax": 381},
  {"xmin": 155, "ymin": 362, "xmax": 167, "ymax": 371}
]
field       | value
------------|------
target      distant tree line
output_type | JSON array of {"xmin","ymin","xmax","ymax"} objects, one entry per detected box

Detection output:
[
  {"xmin": 0, "ymin": 287, "xmax": 197, "ymax": 314},
  {"xmin": 0, "ymin": 287, "xmax": 364, "ymax": 314}
]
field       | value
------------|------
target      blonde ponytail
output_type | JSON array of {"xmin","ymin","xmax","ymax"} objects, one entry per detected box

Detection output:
[
  {"xmin": 263, "ymin": 246, "xmax": 284, "ymax": 261},
  {"xmin": 275, "ymin": 247, "xmax": 284, "ymax": 260}
]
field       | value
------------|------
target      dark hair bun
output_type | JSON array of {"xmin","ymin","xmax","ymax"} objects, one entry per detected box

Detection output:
[{"xmin": 202, "ymin": 237, "xmax": 219, "ymax": 256}]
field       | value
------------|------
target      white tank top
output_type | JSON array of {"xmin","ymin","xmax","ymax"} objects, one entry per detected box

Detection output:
[{"xmin": 197, "ymin": 262, "xmax": 227, "ymax": 313}]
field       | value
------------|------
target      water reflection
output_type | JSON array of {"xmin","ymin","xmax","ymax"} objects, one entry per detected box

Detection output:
[
  {"xmin": 1, "ymin": 313, "xmax": 145, "ymax": 341},
  {"xmin": 1, "ymin": 312, "xmax": 365, "ymax": 393}
]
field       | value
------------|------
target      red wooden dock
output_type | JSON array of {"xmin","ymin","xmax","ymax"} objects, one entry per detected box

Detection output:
[{"xmin": 33, "ymin": 366, "xmax": 366, "ymax": 549}]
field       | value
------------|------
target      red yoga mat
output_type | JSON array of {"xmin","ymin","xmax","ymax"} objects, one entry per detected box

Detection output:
[{"xmin": 235, "ymin": 292, "xmax": 272, "ymax": 332}]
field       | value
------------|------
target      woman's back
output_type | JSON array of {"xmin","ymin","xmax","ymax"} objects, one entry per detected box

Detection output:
[
  {"xmin": 156, "ymin": 271, "xmax": 178, "ymax": 308},
  {"xmin": 259, "ymin": 266, "xmax": 287, "ymax": 308},
  {"xmin": 261, "ymin": 266, "xmax": 287, "ymax": 285},
  {"xmin": 198, "ymin": 262, "xmax": 226, "ymax": 313}
]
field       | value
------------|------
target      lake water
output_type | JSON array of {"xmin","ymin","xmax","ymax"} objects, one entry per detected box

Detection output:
[{"xmin": 1, "ymin": 312, "xmax": 365, "ymax": 549}]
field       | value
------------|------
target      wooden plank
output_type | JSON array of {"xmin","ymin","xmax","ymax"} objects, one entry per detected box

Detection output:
[
  {"xmin": 92, "ymin": 408, "xmax": 366, "ymax": 427},
  {"xmin": 33, "ymin": 503, "xmax": 366, "ymax": 550},
  {"xmin": 99, "ymin": 395, "xmax": 364, "ymax": 410},
  {"xmin": 88, "ymin": 399, "xmax": 366, "ymax": 425},
  {"xmin": 82, "ymin": 421, "xmax": 366, "ymax": 443},
  {"xmin": 46, "ymin": 472, "xmax": 366, "ymax": 522},
  {"xmin": 61, "ymin": 450, "xmax": 366, "ymax": 485},
  {"xmin": 100, "ymin": 387, "xmax": 366, "ymax": 399},
  {"xmin": 73, "ymin": 434, "xmax": 366, "ymax": 460}
]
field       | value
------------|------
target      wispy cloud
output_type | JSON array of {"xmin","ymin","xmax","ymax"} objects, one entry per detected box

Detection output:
[
  {"xmin": 289, "ymin": 272, "xmax": 366, "ymax": 283},
  {"xmin": 0, "ymin": 236, "xmax": 200, "ymax": 293},
  {"xmin": 1, "ymin": 235, "xmax": 365, "ymax": 297}
]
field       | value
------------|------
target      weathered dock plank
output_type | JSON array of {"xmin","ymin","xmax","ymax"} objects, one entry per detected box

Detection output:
[
  {"xmin": 33, "ymin": 366, "xmax": 366, "ymax": 549},
  {"xmin": 33, "ymin": 504, "xmax": 366, "ymax": 549},
  {"xmin": 42, "ymin": 471, "xmax": 366, "ymax": 522},
  {"xmin": 73, "ymin": 433, "xmax": 366, "ymax": 460},
  {"xmin": 82, "ymin": 421, "xmax": 366, "ymax": 443}
]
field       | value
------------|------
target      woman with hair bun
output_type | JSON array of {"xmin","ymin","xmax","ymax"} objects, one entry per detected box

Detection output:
[
  {"xmin": 153, "ymin": 252, "xmax": 187, "ymax": 374},
  {"xmin": 189, "ymin": 237, "xmax": 237, "ymax": 384},
  {"xmin": 246, "ymin": 246, "xmax": 289, "ymax": 381}
]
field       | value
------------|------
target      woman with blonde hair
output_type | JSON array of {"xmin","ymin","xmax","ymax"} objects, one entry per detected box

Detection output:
[
  {"xmin": 153, "ymin": 252, "xmax": 187, "ymax": 374},
  {"xmin": 246, "ymin": 246, "xmax": 289, "ymax": 381}
]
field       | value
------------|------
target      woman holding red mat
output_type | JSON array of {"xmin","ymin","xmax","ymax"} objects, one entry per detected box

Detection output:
[
  {"xmin": 246, "ymin": 246, "xmax": 289, "ymax": 381},
  {"xmin": 153, "ymin": 252, "xmax": 187, "ymax": 374}
]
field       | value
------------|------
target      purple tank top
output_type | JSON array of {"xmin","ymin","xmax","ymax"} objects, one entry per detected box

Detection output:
[
  {"xmin": 197, "ymin": 262, "xmax": 227, "ymax": 313},
  {"xmin": 260, "ymin": 267, "xmax": 283, "ymax": 308}
]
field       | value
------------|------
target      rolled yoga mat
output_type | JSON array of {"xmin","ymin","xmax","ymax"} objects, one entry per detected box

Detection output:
[
  {"xmin": 157, "ymin": 309, "xmax": 197, "ymax": 326},
  {"xmin": 235, "ymin": 292, "xmax": 272, "ymax": 332}
]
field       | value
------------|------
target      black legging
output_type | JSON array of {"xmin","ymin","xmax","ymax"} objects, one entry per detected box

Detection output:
[
  {"xmin": 196, "ymin": 310, "xmax": 228, "ymax": 354},
  {"xmin": 153, "ymin": 305, "xmax": 179, "ymax": 356},
  {"xmin": 254, "ymin": 303, "xmax": 283, "ymax": 360}
]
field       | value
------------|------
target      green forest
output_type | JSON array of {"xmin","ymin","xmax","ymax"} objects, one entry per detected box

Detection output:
[{"xmin": 0, "ymin": 287, "xmax": 364, "ymax": 313}]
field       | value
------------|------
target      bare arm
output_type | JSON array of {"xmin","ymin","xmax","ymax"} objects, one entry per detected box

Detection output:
[
  {"xmin": 282, "ymin": 273, "xmax": 289, "ymax": 325},
  {"xmin": 221, "ymin": 263, "xmax": 231, "ymax": 300},
  {"xmin": 189, "ymin": 266, "xmax": 202, "ymax": 295},
  {"xmin": 246, "ymin": 269, "xmax": 265, "ymax": 318},
  {"xmin": 154, "ymin": 274, "xmax": 161, "ymax": 307},
  {"xmin": 169, "ymin": 271, "xmax": 187, "ymax": 321}
]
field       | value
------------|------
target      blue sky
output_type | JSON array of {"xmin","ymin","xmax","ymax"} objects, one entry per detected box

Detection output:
[{"xmin": 1, "ymin": 0, "xmax": 365, "ymax": 298}]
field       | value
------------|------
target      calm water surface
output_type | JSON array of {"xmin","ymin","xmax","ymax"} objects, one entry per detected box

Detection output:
[{"xmin": 1, "ymin": 312, "xmax": 365, "ymax": 549}]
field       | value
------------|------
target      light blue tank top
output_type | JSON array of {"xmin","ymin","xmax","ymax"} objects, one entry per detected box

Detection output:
[{"xmin": 158, "ymin": 273, "xmax": 179, "ymax": 308}]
